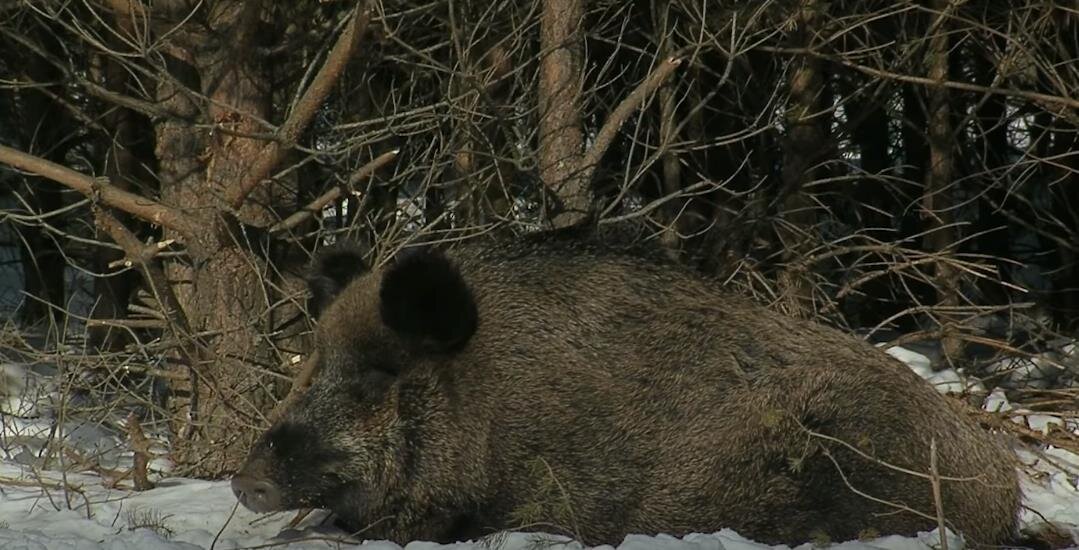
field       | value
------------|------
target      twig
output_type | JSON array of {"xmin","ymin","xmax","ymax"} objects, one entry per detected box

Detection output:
[
  {"xmin": 969, "ymin": 408, "xmax": 1079, "ymax": 455},
  {"xmin": 3, "ymin": 28, "xmax": 171, "ymax": 120},
  {"xmin": 599, "ymin": 178, "xmax": 715, "ymax": 225},
  {"xmin": 929, "ymin": 438, "xmax": 948, "ymax": 550},
  {"xmin": 803, "ymin": 427, "xmax": 986, "ymax": 483},
  {"xmin": 266, "ymin": 351, "xmax": 321, "ymax": 424},
  {"xmin": 91, "ymin": 204, "xmax": 208, "ymax": 440},
  {"xmin": 107, "ymin": 239, "xmax": 177, "ymax": 269},
  {"xmin": 0, "ymin": 473, "xmax": 93, "ymax": 516},
  {"xmin": 230, "ymin": 517, "xmax": 394, "ymax": 549},
  {"xmin": 62, "ymin": 447, "xmax": 133, "ymax": 490},
  {"xmin": 269, "ymin": 149, "xmax": 398, "ymax": 235},
  {"xmin": 579, "ymin": 56, "xmax": 683, "ymax": 185},
  {"xmin": 86, "ymin": 318, "xmax": 167, "ymax": 329},
  {"xmin": 758, "ymin": 46, "xmax": 1079, "ymax": 123},
  {"xmin": 210, "ymin": 501, "xmax": 241, "ymax": 550},
  {"xmin": 818, "ymin": 446, "xmax": 940, "ymax": 524},
  {"xmin": 286, "ymin": 509, "xmax": 315, "ymax": 529},
  {"xmin": 128, "ymin": 303, "xmax": 166, "ymax": 320}
]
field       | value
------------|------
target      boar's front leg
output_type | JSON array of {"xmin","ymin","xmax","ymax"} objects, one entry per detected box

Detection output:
[{"xmin": 334, "ymin": 505, "xmax": 484, "ymax": 545}]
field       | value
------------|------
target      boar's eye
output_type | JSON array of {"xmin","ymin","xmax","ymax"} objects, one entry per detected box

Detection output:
[
  {"xmin": 265, "ymin": 421, "xmax": 308, "ymax": 459},
  {"xmin": 379, "ymin": 247, "xmax": 477, "ymax": 352}
]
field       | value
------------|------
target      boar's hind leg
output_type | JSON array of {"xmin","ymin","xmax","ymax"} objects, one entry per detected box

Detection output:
[
  {"xmin": 707, "ymin": 385, "xmax": 940, "ymax": 544},
  {"xmin": 703, "ymin": 402, "xmax": 890, "ymax": 545},
  {"xmin": 731, "ymin": 366, "xmax": 1017, "ymax": 546}
]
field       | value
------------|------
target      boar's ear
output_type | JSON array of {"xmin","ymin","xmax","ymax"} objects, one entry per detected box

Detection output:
[
  {"xmin": 306, "ymin": 243, "xmax": 368, "ymax": 317},
  {"xmin": 379, "ymin": 247, "xmax": 477, "ymax": 352}
]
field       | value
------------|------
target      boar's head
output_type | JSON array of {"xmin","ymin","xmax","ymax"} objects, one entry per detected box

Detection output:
[{"xmin": 230, "ymin": 244, "xmax": 478, "ymax": 529}]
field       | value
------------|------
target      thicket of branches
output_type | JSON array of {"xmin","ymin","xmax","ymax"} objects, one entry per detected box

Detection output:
[{"xmin": 0, "ymin": 0, "xmax": 1077, "ymax": 475}]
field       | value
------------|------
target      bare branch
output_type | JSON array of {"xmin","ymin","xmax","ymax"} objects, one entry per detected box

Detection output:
[
  {"xmin": 85, "ymin": 318, "xmax": 167, "ymax": 329},
  {"xmin": 229, "ymin": 3, "xmax": 373, "ymax": 209},
  {"xmin": 929, "ymin": 438, "xmax": 948, "ymax": 550},
  {"xmin": 267, "ymin": 351, "xmax": 321, "ymax": 424},
  {"xmin": 269, "ymin": 149, "xmax": 398, "ymax": 235},
  {"xmin": 4, "ymin": 29, "xmax": 170, "ymax": 119},
  {"xmin": 579, "ymin": 56, "xmax": 683, "ymax": 185},
  {"xmin": 0, "ymin": 144, "xmax": 200, "ymax": 237},
  {"xmin": 761, "ymin": 46, "xmax": 1079, "ymax": 123}
]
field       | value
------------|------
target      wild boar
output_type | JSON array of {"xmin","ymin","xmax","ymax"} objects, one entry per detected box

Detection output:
[{"xmin": 231, "ymin": 235, "xmax": 1021, "ymax": 547}]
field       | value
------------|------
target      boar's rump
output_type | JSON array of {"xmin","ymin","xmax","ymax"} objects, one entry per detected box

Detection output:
[{"xmin": 232, "ymin": 235, "xmax": 1021, "ymax": 547}]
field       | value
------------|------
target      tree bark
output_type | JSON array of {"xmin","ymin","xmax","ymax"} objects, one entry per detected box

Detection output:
[
  {"xmin": 538, "ymin": 0, "xmax": 589, "ymax": 228},
  {"xmin": 777, "ymin": 0, "xmax": 829, "ymax": 319},
  {"xmin": 152, "ymin": 0, "xmax": 278, "ymax": 475},
  {"xmin": 922, "ymin": 0, "xmax": 964, "ymax": 366},
  {"xmin": 653, "ymin": 1, "xmax": 684, "ymax": 258}
]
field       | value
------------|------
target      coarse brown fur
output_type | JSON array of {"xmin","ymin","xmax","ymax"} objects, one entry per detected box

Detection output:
[{"xmin": 233, "ymin": 234, "xmax": 1021, "ymax": 547}]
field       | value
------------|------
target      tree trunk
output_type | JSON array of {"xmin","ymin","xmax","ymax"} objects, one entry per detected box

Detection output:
[
  {"xmin": 538, "ymin": 0, "xmax": 589, "ymax": 228},
  {"xmin": 848, "ymin": 88, "xmax": 890, "ymax": 230},
  {"xmin": 922, "ymin": 0, "xmax": 964, "ymax": 366},
  {"xmin": 17, "ymin": 183, "xmax": 66, "ymax": 333},
  {"xmin": 777, "ymin": 0, "xmax": 828, "ymax": 319},
  {"xmin": 87, "ymin": 4, "xmax": 147, "ymax": 351},
  {"xmin": 1048, "ymin": 118, "xmax": 1079, "ymax": 330},
  {"xmin": 1045, "ymin": 18, "xmax": 1079, "ymax": 331},
  {"xmin": 16, "ymin": 30, "xmax": 72, "ymax": 336},
  {"xmin": 154, "ymin": 0, "xmax": 278, "ymax": 476},
  {"xmin": 448, "ymin": 2, "xmax": 480, "ymax": 228},
  {"xmin": 653, "ymin": 1, "xmax": 684, "ymax": 258},
  {"xmin": 970, "ymin": 41, "xmax": 1012, "ymax": 306}
]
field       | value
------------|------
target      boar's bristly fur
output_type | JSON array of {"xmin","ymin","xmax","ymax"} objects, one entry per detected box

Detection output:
[
  {"xmin": 304, "ymin": 242, "xmax": 368, "ymax": 318},
  {"xmin": 233, "ymin": 236, "xmax": 1021, "ymax": 547}
]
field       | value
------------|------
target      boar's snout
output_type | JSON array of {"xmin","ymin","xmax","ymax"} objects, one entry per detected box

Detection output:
[{"xmin": 231, "ymin": 472, "xmax": 283, "ymax": 513}]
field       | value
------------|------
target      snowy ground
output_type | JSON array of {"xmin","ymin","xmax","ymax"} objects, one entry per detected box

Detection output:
[{"xmin": 1, "ymin": 345, "xmax": 1077, "ymax": 550}]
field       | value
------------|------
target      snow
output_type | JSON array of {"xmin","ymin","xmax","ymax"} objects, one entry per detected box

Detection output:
[
  {"xmin": 881, "ymin": 346, "xmax": 986, "ymax": 395},
  {"xmin": 2, "ymin": 345, "xmax": 1078, "ymax": 549},
  {"xmin": 985, "ymin": 342, "xmax": 1078, "ymax": 389},
  {"xmin": 0, "ymin": 465, "xmax": 970, "ymax": 550}
]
